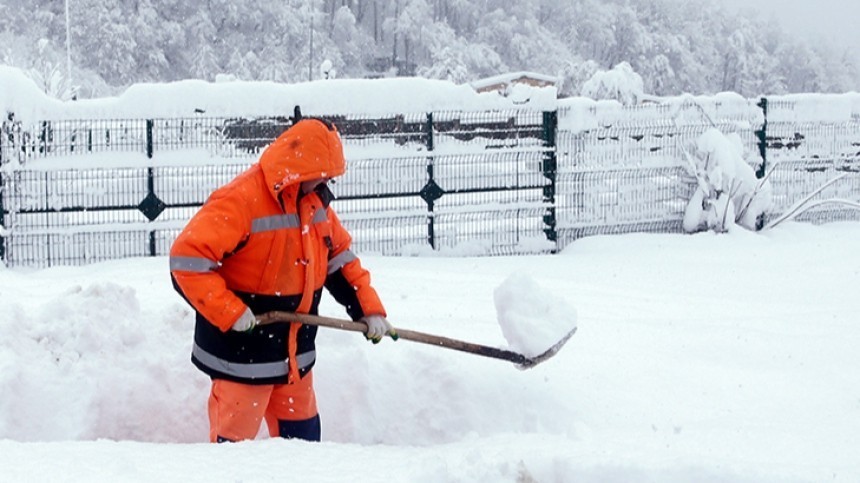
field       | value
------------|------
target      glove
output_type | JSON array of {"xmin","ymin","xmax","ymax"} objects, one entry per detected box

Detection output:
[
  {"xmin": 231, "ymin": 307, "xmax": 258, "ymax": 332},
  {"xmin": 361, "ymin": 315, "xmax": 398, "ymax": 344}
]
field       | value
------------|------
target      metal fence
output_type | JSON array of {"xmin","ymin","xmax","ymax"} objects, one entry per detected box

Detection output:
[
  {"xmin": 554, "ymin": 97, "xmax": 765, "ymax": 242},
  {"xmin": 759, "ymin": 98, "xmax": 860, "ymax": 224},
  {"xmin": 1, "ymin": 99, "xmax": 859, "ymax": 268},
  {"xmin": 1, "ymin": 110, "xmax": 553, "ymax": 266}
]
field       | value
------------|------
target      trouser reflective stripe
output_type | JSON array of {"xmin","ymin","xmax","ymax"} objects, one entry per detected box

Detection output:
[{"xmin": 192, "ymin": 344, "xmax": 315, "ymax": 379}]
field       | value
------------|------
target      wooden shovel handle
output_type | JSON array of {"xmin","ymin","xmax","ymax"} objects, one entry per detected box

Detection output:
[{"xmin": 256, "ymin": 311, "xmax": 529, "ymax": 365}]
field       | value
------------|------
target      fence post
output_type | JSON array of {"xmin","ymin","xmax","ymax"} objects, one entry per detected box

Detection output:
[
  {"xmin": 146, "ymin": 118, "xmax": 154, "ymax": 159},
  {"xmin": 0, "ymin": 169, "xmax": 5, "ymax": 265},
  {"xmin": 39, "ymin": 121, "xmax": 49, "ymax": 154},
  {"xmin": 0, "ymin": 118, "xmax": 4, "ymax": 167},
  {"xmin": 542, "ymin": 111, "xmax": 558, "ymax": 246},
  {"xmin": 1, "ymin": 118, "xmax": 12, "ymax": 265},
  {"xmin": 0, "ymin": 120, "xmax": 4, "ymax": 263},
  {"xmin": 142, "ymin": 119, "xmax": 161, "ymax": 256},
  {"xmin": 419, "ymin": 112, "xmax": 443, "ymax": 249},
  {"xmin": 754, "ymin": 97, "xmax": 768, "ymax": 230},
  {"xmin": 755, "ymin": 97, "xmax": 768, "ymax": 179}
]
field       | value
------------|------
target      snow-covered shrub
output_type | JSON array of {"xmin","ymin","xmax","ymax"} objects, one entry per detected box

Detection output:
[
  {"xmin": 580, "ymin": 61, "xmax": 644, "ymax": 106},
  {"xmin": 682, "ymin": 128, "xmax": 772, "ymax": 233},
  {"xmin": 320, "ymin": 59, "xmax": 336, "ymax": 79},
  {"xmin": 558, "ymin": 59, "xmax": 600, "ymax": 98}
]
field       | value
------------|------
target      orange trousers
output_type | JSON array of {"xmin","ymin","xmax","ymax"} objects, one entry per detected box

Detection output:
[{"xmin": 208, "ymin": 371, "xmax": 319, "ymax": 442}]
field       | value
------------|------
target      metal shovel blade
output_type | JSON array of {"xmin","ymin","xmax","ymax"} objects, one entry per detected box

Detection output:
[{"xmin": 516, "ymin": 326, "xmax": 577, "ymax": 370}]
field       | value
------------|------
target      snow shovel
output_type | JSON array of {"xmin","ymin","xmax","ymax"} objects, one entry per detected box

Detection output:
[{"xmin": 256, "ymin": 311, "xmax": 575, "ymax": 370}]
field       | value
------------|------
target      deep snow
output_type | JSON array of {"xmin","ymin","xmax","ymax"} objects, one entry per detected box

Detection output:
[{"xmin": 1, "ymin": 221, "xmax": 858, "ymax": 482}]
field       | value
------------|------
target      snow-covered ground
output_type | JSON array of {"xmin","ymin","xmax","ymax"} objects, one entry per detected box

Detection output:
[{"xmin": 1, "ymin": 221, "xmax": 858, "ymax": 482}]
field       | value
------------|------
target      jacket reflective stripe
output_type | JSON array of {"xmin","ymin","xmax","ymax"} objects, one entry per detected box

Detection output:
[
  {"xmin": 192, "ymin": 344, "xmax": 316, "ymax": 378},
  {"xmin": 327, "ymin": 249, "xmax": 357, "ymax": 274},
  {"xmin": 312, "ymin": 208, "xmax": 327, "ymax": 224},
  {"xmin": 252, "ymin": 214, "xmax": 300, "ymax": 233},
  {"xmin": 251, "ymin": 209, "xmax": 329, "ymax": 234},
  {"xmin": 294, "ymin": 349, "xmax": 316, "ymax": 369},
  {"xmin": 170, "ymin": 256, "xmax": 219, "ymax": 272}
]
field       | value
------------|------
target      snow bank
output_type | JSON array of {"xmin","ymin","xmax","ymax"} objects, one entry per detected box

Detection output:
[
  {"xmin": 0, "ymin": 278, "xmax": 204, "ymax": 442},
  {"xmin": 1, "ymin": 223, "xmax": 860, "ymax": 482}
]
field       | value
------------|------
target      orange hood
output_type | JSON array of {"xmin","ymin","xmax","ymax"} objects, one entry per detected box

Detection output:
[{"xmin": 259, "ymin": 119, "xmax": 346, "ymax": 200}]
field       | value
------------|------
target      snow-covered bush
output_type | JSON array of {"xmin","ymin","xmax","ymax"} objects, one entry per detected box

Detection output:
[
  {"xmin": 557, "ymin": 60, "xmax": 599, "ymax": 98},
  {"xmin": 682, "ymin": 128, "xmax": 772, "ymax": 233},
  {"xmin": 580, "ymin": 61, "xmax": 645, "ymax": 106},
  {"xmin": 320, "ymin": 59, "xmax": 336, "ymax": 80}
]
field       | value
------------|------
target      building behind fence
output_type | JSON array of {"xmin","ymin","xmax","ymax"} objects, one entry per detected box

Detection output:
[{"xmin": 1, "ymin": 97, "xmax": 859, "ymax": 268}]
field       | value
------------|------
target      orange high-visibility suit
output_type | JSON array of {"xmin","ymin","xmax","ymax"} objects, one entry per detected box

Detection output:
[{"xmin": 169, "ymin": 118, "xmax": 386, "ymax": 442}]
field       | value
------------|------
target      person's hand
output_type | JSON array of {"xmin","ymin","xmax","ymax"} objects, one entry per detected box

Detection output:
[
  {"xmin": 361, "ymin": 315, "xmax": 398, "ymax": 344},
  {"xmin": 231, "ymin": 307, "xmax": 258, "ymax": 332}
]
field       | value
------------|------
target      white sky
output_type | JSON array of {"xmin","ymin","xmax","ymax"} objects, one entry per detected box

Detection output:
[{"xmin": 720, "ymin": 0, "xmax": 860, "ymax": 62}]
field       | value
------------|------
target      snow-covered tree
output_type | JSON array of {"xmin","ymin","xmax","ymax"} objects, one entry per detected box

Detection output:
[
  {"xmin": 581, "ymin": 62, "xmax": 645, "ymax": 105},
  {"xmin": 0, "ymin": 0, "xmax": 857, "ymax": 97},
  {"xmin": 557, "ymin": 60, "xmax": 599, "ymax": 98},
  {"xmin": 473, "ymin": 7, "xmax": 570, "ymax": 76},
  {"xmin": 26, "ymin": 38, "xmax": 74, "ymax": 100},
  {"xmin": 68, "ymin": 0, "xmax": 139, "ymax": 85},
  {"xmin": 329, "ymin": 6, "xmax": 373, "ymax": 78}
]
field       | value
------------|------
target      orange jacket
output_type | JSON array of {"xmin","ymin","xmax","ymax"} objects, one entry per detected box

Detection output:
[{"xmin": 170, "ymin": 119, "xmax": 385, "ymax": 384}]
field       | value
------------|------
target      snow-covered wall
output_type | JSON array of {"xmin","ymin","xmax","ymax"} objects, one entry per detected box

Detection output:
[{"xmin": 0, "ymin": 65, "xmax": 557, "ymax": 124}]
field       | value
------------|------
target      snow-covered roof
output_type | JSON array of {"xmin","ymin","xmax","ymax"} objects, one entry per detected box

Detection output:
[{"xmin": 470, "ymin": 71, "xmax": 561, "ymax": 91}]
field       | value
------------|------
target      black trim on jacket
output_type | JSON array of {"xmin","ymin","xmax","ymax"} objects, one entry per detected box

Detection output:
[
  {"xmin": 178, "ymin": 284, "xmax": 323, "ymax": 385},
  {"xmin": 324, "ymin": 270, "xmax": 366, "ymax": 321}
]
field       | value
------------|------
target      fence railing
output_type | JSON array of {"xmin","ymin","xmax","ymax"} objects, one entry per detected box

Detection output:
[
  {"xmin": 1, "ymin": 110, "xmax": 554, "ymax": 266},
  {"xmin": 758, "ymin": 98, "xmax": 860, "ymax": 224},
  {"xmin": 1, "ymin": 99, "xmax": 859, "ymax": 267}
]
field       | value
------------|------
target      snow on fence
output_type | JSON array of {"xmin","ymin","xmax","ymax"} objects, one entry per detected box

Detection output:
[{"xmin": 1, "ymin": 97, "xmax": 859, "ymax": 267}]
